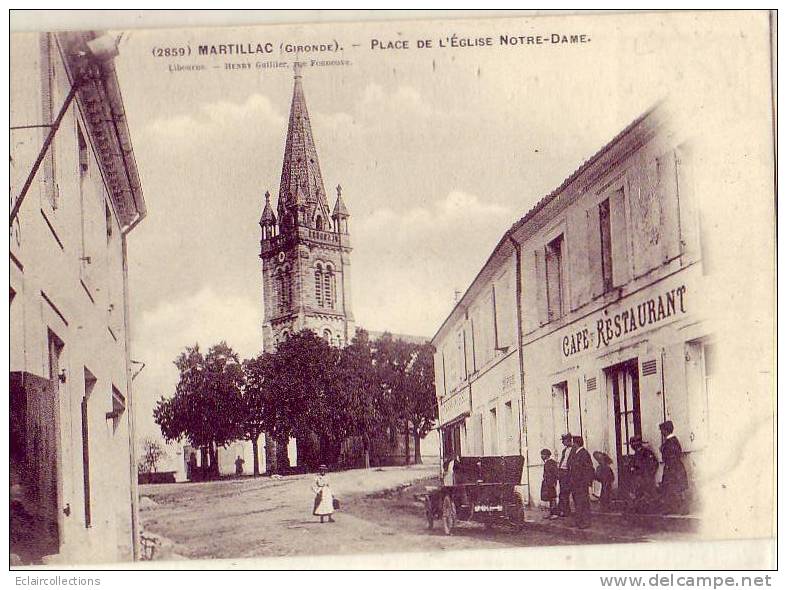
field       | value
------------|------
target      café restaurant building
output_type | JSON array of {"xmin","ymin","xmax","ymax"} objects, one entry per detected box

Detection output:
[{"xmin": 434, "ymin": 103, "xmax": 713, "ymax": 506}]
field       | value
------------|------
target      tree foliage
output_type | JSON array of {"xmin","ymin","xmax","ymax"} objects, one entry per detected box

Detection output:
[
  {"xmin": 153, "ymin": 342, "xmax": 244, "ymax": 476},
  {"xmin": 138, "ymin": 437, "xmax": 167, "ymax": 474},
  {"xmin": 153, "ymin": 330, "xmax": 438, "ymax": 476}
]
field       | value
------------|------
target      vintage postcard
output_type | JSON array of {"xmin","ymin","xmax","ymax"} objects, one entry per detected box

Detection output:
[{"xmin": 7, "ymin": 10, "xmax": 776, "ymax": 570}]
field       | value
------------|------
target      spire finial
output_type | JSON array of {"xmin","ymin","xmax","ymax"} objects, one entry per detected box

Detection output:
[
  {"xmin": 293, "ymin": 61, "xmax": 302, "ymax": 79},
  {"xmin": 336, "ymin": 184, "xmax": 342, "ymax": 197},
  {"xmin": 265, "ymin": 190, "xmax": 271, "ymax": 202}
]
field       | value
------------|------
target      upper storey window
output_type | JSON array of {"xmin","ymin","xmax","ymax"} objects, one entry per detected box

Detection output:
[{"xmin": 545, "ymin": 234, "xmax": 565, "ymax": 321}]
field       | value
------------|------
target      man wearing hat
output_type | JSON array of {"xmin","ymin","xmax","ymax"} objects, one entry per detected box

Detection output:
[
  {"xmin": 556, "ymin": 433, "xmax": 574, "ymax": 517},
  {"xmin": 659, "ymin": 420, "xmax": 689, "ymax": 514},
  {"xmin": 568, "ymin": 435, "xmax": 595, "ymax": 528},
  {"xmin": 629, "ymin": 435, "xmax": 659, "ymax": 512}
]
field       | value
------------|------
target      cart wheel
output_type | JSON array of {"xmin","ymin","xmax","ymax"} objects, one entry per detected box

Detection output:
[
  {"xmin": 425, "ymin": 498, "xmax": 434, "ymax": 530},
  {"xmin": 442, "ymin": 495, "xmax": 457, "ymax": 536},
  {"xmin": 508, "ymin": 495, "xmax": 526, "ymax": 530}
]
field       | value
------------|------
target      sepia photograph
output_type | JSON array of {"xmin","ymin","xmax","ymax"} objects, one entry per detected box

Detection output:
[{"xmin": 7, "ymin": 9, "xmax": 776, "ymax": 571}]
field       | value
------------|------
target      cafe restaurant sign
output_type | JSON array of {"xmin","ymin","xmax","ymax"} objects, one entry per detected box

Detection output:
[
  {"xmin": 440, "ymin": 388, "xmax": 471, "ymax": 424},
  {"xmin": 560, "ymin": 283, "xmax": 688, "ymax": 359}
]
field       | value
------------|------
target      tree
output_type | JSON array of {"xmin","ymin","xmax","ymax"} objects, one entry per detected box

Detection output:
[
  {"xmin": 401, "ymin": 343, "xmax": 437, "ymax": 464},
  {"xmin": 373, "ymin": 333, "xmax": 417, "ymax": 463},
  {"xmin": 138, "ymin": 437, "xmax": 167, "ymax": 474},
  {"xmin": 239, "ymin": 353, "xmax": 273, "ymax": 476},
  {"xmin": 334, "ymin": 329, "xmax": 382, "ymax": 468},
  {"xmin": 263, "ymin": 330, "xmax": 341, "ymax": 471},
  {"xmin": 153, "ymin": 342, "xmax": 243, "ymax": 478}
]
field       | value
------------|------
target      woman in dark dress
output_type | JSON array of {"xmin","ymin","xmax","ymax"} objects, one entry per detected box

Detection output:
[
  {"xmin": 540, "ymin": 449, "xmax": 559, "ymax": 518},
  {"xmin": 659, "ymin": 420, "xmax": 689, "ymax": 514}
]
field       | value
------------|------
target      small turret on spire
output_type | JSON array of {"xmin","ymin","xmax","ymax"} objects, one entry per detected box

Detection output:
[
  {"xmin": 332, "ymin": 184, "xmax": 350, "ymax": 234},
  {"xmin": 260, "ymin": 190, "xmax": 277, "ymax": 239}
]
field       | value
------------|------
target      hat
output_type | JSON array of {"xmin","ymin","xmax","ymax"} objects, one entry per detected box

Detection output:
[
  {"xmin": 659, "ymin": 420, "xmax": 674, "ymax": 434},
  {"xmin": 318, "ymin": 464, "xmax": 327, "ymax": 470},
  {"xmin": 593, "ymin": 451, "xmax": 612, "ymax": 464},
  {"xmin": 629, "ymin": 435, "xmax": 643, "ymax": 445},
  {"xmin": 561, "ymin": 433, "xmax": 573, "ymax": 442}
]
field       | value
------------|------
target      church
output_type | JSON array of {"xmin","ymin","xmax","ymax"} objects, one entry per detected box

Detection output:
[
  {"xmin": 256, "ymin": 64, "xmax": 435, "ymax": 473},
  {"xmin": 259, "ymin": 62, "xmax": 354, "ymax": 352}
]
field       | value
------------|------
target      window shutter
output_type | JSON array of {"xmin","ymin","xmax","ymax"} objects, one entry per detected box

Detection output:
[
  {"xmin": 610, "ymin": 188, "xmax": 630, "ymax": 287},
  {"xmin": 522, "ymin": 249, "xmax": 539, "ymax": 333},
  {"xmin": 586, "ymin": 205, "xmax": 603, "ymax": 299},
  {"xmin": 630, "ymin": 158, "xmax": 662, "ymax": 276},
  {"xmin": 568, "ymin": 207, "xmax": 589, "ymax": 310},
  {"xmin": 534, "ymin": 248, "xmax": 548, "ymax": 326},
  {"xmin": 675, "ymin": 143, "xmax": 699, "ymax": 258},
  {"xmin": 659, "ymin": 150, "xmax": 682, "ymax": 262}
]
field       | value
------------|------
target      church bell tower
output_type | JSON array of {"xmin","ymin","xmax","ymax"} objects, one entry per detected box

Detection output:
[{"xmin": 260, "ymin": 63, "xmax": 355, "ymax": 353}]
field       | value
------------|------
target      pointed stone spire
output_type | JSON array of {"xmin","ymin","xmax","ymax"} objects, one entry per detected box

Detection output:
[
  {"xmin": 278, "ymin": 64, "xmax": 329, "ymax": 225},
  {"xmin": 332, "ymin": 184, "xmax": 349, "ymax": 219},
  {"xmin": 260, "ymin": 190, "xmax": 276, "ymax": 226}
]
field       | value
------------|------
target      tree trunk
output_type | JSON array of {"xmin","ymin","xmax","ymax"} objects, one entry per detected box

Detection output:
[
  {"xmin": 403, "ymin": 422, "xmax": 410, "ymax": 465},
  {"xmin": 276, "ymin": 435, "xmax": 290, "ymax": 473},
  {"xmin": 210, "ymin": 443, "xmax": 220, "ymax": 478},
  {"xmin": 414, "ymin": 424, "xmax": 422, "ymax": 465},
  {"xmin": 200, "ymin": 446, "xmax": 209, "ymax": 480},
  {"xmin": 251, "ymin": 435, "xmax": 260, "ymax": 477}
]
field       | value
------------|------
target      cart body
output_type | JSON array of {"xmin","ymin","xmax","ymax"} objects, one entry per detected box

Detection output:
[{"xmin": 422, "ymin": 455, "xmax": 525, "ymax": 534}]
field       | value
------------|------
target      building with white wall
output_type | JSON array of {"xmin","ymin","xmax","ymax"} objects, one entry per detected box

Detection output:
[
  {"xmin": 10, "ymin": 31, "xmax": 146, "ymax": 564},
  {"xmin": 433, "ymin": 104, "xmax": 712, "ymax": 508}
]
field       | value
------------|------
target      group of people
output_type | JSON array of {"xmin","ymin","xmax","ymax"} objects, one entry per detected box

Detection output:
[{"xmin": 540, "ymin": 420, "xmax": 690, "ymax": 528}]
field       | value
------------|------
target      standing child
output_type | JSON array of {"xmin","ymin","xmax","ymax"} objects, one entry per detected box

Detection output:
[
  {"xmin": 540, "ymin": 449, "xmax": 559, "ymax": 519},
  {"xmin": 593, "ymin": 451, "xmax": 615, "ymax": 511},
  {"xmin": 312, "ymin": 464, "xmax": 335, "ymax": 523}
]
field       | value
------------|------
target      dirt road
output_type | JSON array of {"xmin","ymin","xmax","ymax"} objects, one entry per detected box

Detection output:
[{"xmin": 138, "ymin": 465, "xmax": 601, "ymax": 562}]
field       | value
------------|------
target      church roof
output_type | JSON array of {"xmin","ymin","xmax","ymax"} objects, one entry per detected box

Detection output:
[
  {"xmin": 278, "ymin": 65, "xmax": 328, "ymax": 213},
  {"xmin": 260, "ymin": 190, "xmax": 276, "ymax": 225}
]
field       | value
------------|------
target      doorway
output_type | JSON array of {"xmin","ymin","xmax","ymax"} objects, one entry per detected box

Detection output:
[{"xmin": 607, "ymin": 359, "xmax": 641, "ymax": 490}]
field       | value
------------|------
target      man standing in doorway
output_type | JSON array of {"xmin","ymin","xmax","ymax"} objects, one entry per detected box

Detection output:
[
  {"xmin": 568, "ymin": 435, "xmax": 595, "ymax": 529},
  {"xmin": 556, "ymin": 433, "xmax": 574, "ymax": 517}
]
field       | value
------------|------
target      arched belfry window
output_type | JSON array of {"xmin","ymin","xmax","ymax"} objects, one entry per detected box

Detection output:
[
  {"xmin": 314, "ymin": 263, "xmax": 323, "ymax": 307},
  {"xmin": 277, "ymin": 266, "xmax": 292, "ymax": 312},
  {"xmin": 315, "ymin": 215, "xmax": 324, "ymax": 231},
  {"xmin": 323, "ymin": 265, "xmax": 335, "ymax": 310},
  {"xmin": 323, "ymin": 329, "xmax": 332, "ymax": 343}
]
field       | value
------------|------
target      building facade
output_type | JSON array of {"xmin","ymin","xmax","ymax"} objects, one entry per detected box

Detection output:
[
  {"xmin": 10, "ymin": 32, "xmax": 146, "ymax": 564},
  {"xmin": 433, "ymin": 105, "xmax": 711, "ymax": 508}
]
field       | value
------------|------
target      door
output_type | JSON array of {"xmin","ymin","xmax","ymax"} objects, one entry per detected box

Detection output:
[{"xmin": 609, "ymin": 359, "xmax": 641, "ymax": 490}]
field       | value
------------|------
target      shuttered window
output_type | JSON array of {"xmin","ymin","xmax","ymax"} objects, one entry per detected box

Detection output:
[
  {"xmin": 545, "ymin": 235, "xmax": 565, "ymax": 321},
  {"xmin": 599, "ymin": 198, "xmax": 613, "ymax": 292}
]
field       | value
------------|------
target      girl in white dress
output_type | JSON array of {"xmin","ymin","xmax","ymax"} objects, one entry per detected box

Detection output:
[{"xmin": 312, "ymin": 465, "xmax": 335, "ymax": 523}]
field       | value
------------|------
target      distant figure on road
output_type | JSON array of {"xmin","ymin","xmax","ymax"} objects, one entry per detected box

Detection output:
[
  {"xmin": 312, "ymin": 464, "xmax": 335, "ymax": 523},
  {"xmin": 659, "ymin": 420, "xmax": 689, "ymax": 514},
  {"xmin": 235, "ymin": 455, "xmax": 245, "ymax": 475}
]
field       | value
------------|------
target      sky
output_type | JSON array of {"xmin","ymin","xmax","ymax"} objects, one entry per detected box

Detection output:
[{"xmin": 108, "ymin": 12, "xmax": 766, "ymax": 442}]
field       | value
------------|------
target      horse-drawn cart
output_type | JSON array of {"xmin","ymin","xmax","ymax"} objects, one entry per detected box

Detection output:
[{"xmin": 420, "ymin": 455, "xmax": 526, "ymax": 535}]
